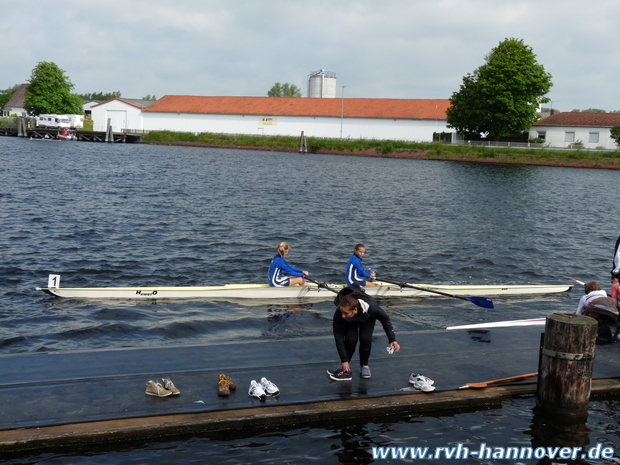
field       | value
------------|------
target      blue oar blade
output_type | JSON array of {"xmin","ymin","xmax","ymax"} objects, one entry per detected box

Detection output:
[{"xmin": 465, "ymin": 296, "xmax": 494, "ymax": 309}]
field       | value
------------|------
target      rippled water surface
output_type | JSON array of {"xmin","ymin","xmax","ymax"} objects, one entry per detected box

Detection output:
[{"xmin": 1, "ymin": 137, "xmax": 619, "ymax": 463}]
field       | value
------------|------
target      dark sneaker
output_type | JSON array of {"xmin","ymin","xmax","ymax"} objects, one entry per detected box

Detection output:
[
  {"xmin": 327, "ymin": 364, "xmax": 343, "ymax": 377},
  {"xmin": 329, "ymin": 369, "xmax": 352, "ymax": 381},
  {"xmin": 361, "ymin": 365, "xmax": 371, "ymax": 379}
]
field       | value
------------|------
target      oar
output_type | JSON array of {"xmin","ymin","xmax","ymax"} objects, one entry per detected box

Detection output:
[
  {"xmin": 459, "ymin": 372, "xmax": 538, "ymax": 389},
  {"xmin": 304, "ymin": 277, "xmax": 339, "ymax": 294},
  {"xmin": 563, "ymin": 277, "xmax": 585, "ymax": 286},
  {"xmin": 378, "ymin": 277, "xmax": 494, "ymax": 309}
]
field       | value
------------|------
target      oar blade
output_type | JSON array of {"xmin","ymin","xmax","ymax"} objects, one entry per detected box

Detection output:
[{"xmin": 465, "ymin": 296, "xmax": 494, "ymax": 309}]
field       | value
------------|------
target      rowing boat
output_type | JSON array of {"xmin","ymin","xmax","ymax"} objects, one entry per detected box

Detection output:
[{"xmin": 36, "ymin": 275, "xmax": 573, "ymax": 301}]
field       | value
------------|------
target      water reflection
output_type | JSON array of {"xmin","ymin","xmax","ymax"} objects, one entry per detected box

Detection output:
[
  {"xmin": 527, "ymin": 406, "xmax": 592, "ymax": 465},
  {"xmin": 331, "ymin": 424, "xmax": 374, "ymax": 464}
]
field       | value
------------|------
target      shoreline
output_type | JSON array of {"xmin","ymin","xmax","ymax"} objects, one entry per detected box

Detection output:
[{"xmin": 143, "ymin": 140, "xmax": 620, "ymax": 170}]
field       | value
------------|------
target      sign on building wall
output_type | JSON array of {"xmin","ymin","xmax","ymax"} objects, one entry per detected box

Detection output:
[{"xmin": 259, "ymin": 118, "xmax": 277, "ymax": 125}]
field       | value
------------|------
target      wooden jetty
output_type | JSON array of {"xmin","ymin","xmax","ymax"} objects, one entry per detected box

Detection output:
[
  {"xmin": 0, "ymin": 126, "xmax": 143, "ymax": 143},
  {"xmin": 0, "ymin": 325, "xmax": 619, "ymax": 454}
]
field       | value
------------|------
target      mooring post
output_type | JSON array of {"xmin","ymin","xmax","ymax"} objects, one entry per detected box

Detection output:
[
  {"xmin": 537, "ymin": 313, "xmax": 597, "ymax": 420},
  {"xmin": 299, "ymin": 131, "xmax": 307, "ymax": 153},
  {"xmin": 105, "ymin": 118, "xmax": 114, "ymax": 143},
  {"xmin": 17, "ymin": 117, "xmax": 25, "ymax": 137}
]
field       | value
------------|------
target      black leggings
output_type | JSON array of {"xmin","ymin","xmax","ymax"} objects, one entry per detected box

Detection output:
[{"xmin": 344, "ymin": 319, "xmax": 377, "ymax": 366}]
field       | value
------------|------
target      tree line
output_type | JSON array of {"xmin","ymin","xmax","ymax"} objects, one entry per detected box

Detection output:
[{"xmin": 0, "ymin": 62, "xmax": 158, "ymax": 116}]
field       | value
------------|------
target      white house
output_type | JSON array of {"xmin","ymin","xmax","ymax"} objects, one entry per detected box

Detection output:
[
  {"xmin": 91, "ymin": 98, "xmax": 155, "ymax": 132},
  {"xmin": 530, "ymin": 112, "xmax": 620, "ymax": 150},
  {"xmin": 140, "ymin": 96, "xmax": 453, "ymax": 142},
  {"xmin": 2, "ymin": 84, "xmax": 28, "ymax": 117}
]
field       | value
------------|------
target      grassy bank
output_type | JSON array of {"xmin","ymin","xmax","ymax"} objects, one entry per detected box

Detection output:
[{"xmin": 143, "ymin": 131, "xmax": 620, "ymax": 169}]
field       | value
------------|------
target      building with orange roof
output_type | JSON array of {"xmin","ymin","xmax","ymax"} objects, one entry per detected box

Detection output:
[
  {"xmin": 125, "ymin": 95, "xmax": 454, "ymax": 142},
  {"xmin": 531, "ymin": 112, "xmax": 620, "ymax": 150}
]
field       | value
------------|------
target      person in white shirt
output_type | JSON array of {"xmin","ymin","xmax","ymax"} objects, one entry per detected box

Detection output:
[
  {"xmin": 576, "ymin": 281, "xmax": 610, "ymax": 315},
  {"xmin": 576, "ymin": 281, "xmax": 619, "ymax": 343}
]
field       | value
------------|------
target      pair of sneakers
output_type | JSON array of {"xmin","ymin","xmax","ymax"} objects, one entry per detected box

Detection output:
[
  {"xmin": 145, "ymin": 378, "xmax": 181, "ymax": 397},
  {"xmin": 248, "ymin": 377, "xmax": 280, "ymax": 401},
  {"xmin": 409, "ymin": 373, "xmax": 435, "ymax": 392},
  {"xmin": 327, "ymin": 365, "xmax": 371, "ymax": 381}
]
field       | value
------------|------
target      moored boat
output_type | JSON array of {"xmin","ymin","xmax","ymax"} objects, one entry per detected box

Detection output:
[{"xmin": 36, "ymin": 275, "xmax": 573, "ymax": 301}]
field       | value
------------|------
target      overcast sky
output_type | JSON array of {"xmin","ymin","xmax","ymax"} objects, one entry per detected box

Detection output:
[{"xmin": 3, "ymin": 0, "xmax": 619, "ymax": 112}]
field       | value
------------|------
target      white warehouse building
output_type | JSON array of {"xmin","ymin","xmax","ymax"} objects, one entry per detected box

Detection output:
[{"xmin": 139, "ymin": 95, "xmax": 452, "ymax": 142}]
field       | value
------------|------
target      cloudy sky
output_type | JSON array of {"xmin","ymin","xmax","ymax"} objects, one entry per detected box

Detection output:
[{"xmin": 3, "ymin": 0, "xmax": 619, "ymax": 112}]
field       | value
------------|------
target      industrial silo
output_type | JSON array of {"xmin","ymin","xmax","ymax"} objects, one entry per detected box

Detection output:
[{"xmin": 307, "ymin": 69, "xmax": 337, "ymax": 98}]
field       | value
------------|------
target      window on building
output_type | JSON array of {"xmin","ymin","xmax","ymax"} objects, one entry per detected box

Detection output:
[
  {"xmin": 565, "ymin": 132, "xmax": 575, "ymax": 143},
  {"xmin": 589, "ymin": 132, "xmax": 599, "ymax": 144},
  {"xmin": 537, "ymin": 131, "xmax": 546, "ymax": 140}
]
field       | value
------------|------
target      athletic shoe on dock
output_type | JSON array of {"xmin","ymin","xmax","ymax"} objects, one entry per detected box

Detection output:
[
  {"xmin": 145, "ymin": 380, "xmax": 172, "ymax": 397},
  {"xmin": 162, "ymin": 378, "xmax": 180, "ymax": 395},
  {"xmin": 260, "ymin": 377, "xmax": 280, "ymax": 396},
  {"xmin": 409, "ymin": 374, "xmax": 435, "ymax": 392},
  {"xmin": 361, "ymin": 365, "xmax": 371, "ymax": 379},
  {"xmin": 328, "ymin": 368, "xmax": 352, "ymax": 381},
  {"xmin": 218, "ymin": 378, "xmax": 231, "ymax": 397},
  {"xmin": 219, "ymin": 374, "xmax": 236, "ymax": 391},
  {"xmin": 326, "ymin": 365, "xmax": 342, "ymax": 377},
  {"xmin": 249, "ymin": 380, "xmax": 267, "ymax": 401},
  {"xmin": 409, "ymin": 373, "xmax": 434, "ymax": 386}
]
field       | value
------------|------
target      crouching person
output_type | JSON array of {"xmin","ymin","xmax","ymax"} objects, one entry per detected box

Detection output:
[
  {"xmin": 327, "ymin": 285, "xmax": 400, "ymax": 381},
  {"xmin": 577, "ymin": 281, "xmax": 619, "ymax": 343}
]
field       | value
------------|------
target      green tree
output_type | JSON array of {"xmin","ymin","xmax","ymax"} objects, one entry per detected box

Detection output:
[
  {"xmin": 267, "ymin": 82, "xmax": 302, "ymax": 97},
  {"xmin": 446, "ymin": 38, "xmax": 553, "ymax": 139},
  {"xmin": 610, "ymin": 125, "xmax": 620, "ymax": 148},
  {"xmin": 24, "ymin": 62, "xmax": 84, "ymax": 115},
  {"xmin": 0, "ymin": 84, "xmax": 20, "ymax": 110},
  {"xmin": 142, "ymin": 94, "xmax": 157, "ymax": 101},
  {"xmin": 75, "ymin": 91, "xmax": 121, "ymax": 101}
]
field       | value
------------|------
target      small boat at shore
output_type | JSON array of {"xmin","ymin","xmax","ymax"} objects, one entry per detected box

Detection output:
[{"xmin": 36, "ymin": 275, "xmax": 573, "ymax": 301}]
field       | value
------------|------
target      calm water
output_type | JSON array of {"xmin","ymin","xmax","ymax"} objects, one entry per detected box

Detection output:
[{"xmin": 1, "ymin": 137, "xmax": 619, "ymax": 463}]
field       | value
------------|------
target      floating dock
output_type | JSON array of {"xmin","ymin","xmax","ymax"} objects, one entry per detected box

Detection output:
[
  {"xmin": 0, "ymin": 126, "xmax": 143, "ymax": 143},
  {"xmin": 1, "ymin": 326, "xmax": 619, "ymax": 453}
]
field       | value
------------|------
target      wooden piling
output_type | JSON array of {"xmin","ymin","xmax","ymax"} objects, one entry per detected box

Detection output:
[
  {"xmin": 299, "ymin": 131, "xmax": 307, "ymax": 153},
  {"xmin": 537, "ymin": 313, "xmax": 597, "ymax": 420},
  {"xmin": 105, "ymin": 118, "xmax": 114, "ymax": 143},
  {"xmin": 17, "ymin": 117, "xmax": 26, "ymax": 137}
]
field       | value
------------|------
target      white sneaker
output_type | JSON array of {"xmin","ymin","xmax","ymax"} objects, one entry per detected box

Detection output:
[
  {"xmin": 260, "ymin": 377, "xmax": 280, "ymax": 396},
  {"xmin": 409, "ymin": 373, "xmax": 435, "ymax": 392},
  {"xmin": 249, "ymin": 380, "xmax": 267, "ymax": 401}
]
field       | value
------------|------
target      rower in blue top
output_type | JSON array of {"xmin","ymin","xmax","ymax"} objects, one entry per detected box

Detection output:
[
  {"xmin": 268, "ymin": 242, "xmax": 310, "ymax": 287},
  {"xmin": 346, "ymin": 244, "xmax": 379, "ymax": 287}
]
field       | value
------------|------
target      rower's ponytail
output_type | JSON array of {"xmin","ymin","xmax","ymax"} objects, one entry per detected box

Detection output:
[{"xmin": 276, "ymin": 242, "xmax": 290, "ymax": 256}]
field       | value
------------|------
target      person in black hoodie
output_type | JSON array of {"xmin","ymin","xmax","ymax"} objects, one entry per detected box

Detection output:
[{"xmin": 327, "ymin": 285, "xmax": 400, "ymax": 381}]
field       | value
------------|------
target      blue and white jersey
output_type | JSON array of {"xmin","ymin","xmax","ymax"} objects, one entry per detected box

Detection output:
[
  {"xmin": 268, "ymin": 254, "xmax": 305, "ymax": 287},
  {"xmin": 346, "ymin": 254, "xmax": 372, "ymax": 286}
]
